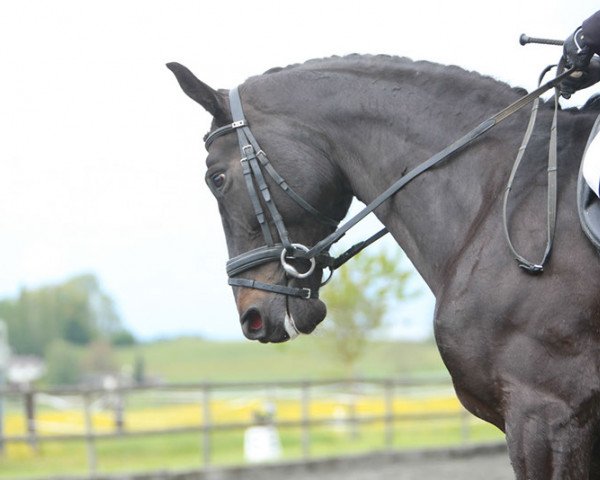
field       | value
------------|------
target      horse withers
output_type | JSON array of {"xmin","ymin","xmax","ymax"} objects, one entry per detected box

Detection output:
[{"xmin": 169, "ymin": 55, "xmax": 600, "ymax": 479}]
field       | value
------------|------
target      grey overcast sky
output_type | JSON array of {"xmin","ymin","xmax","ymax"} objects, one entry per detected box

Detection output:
[{"xmin": 1, "ymin": 0, "xmax": 599, "ymax": 340}]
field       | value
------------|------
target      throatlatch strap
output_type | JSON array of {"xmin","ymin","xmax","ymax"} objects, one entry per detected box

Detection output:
[
  {"xmin": 256, "ymin": 151, "xmax": 339, "ymax": 227},
  {"xmin": 228, "ymin": 87, "xmax": 338, "ymax": 229}
]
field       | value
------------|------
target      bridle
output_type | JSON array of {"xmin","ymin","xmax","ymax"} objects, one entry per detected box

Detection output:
[
  {"xmin": 205, "ymin": 87, "xmax": 340, "ymax": 300},
  {"xmin": 206, "ymin": 69, "xmax": 576, "ymax": 299}
]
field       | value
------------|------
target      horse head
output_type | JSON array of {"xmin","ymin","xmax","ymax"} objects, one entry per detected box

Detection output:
[{"xmin": 167, "ymin": 62, "xmax": 352, "ymax": 343}]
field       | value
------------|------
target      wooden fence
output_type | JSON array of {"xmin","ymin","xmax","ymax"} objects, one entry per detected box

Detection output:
[{"xmin": 0, "ymin": 377, "xmax": 489, "ymax": 477}]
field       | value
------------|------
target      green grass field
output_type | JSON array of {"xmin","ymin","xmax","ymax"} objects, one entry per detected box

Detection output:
[
  {"xmin": 0, "ymin": 337, "xmax": 506, "ymax": 478},
  {"xmin": 114, "ymin": 335, "xmax": 448, "ymax": 383}
]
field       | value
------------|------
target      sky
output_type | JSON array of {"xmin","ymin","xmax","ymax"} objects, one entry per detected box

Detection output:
[{"xmin": 1, "ymin": 0, "xmax": 599, "ymax": 341}]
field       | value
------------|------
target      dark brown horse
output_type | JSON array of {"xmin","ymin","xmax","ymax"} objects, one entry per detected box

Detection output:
[{"xmin": 168, "ymin": 55, "xmax": 600, "ymax": 478}]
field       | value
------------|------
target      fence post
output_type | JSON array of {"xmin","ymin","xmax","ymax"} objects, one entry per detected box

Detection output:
[
  {"xmin": 24, "ymin": 389, "xmax": 38, "ymax": 453},
  {"xmin": 348, "ymin": 380, "xmax": 358, "ymax": 440},
  {"xmin": 83, "ymin": 392, "xmax": 98, "ymax": 476},
  {"xmin": 0, "ymin": 380, "xmax": 5, "ymax": 455},
  {"xmin": 113, "ymin": 389, "xmax": 125, "ymax": 434},
  {"xmin": 201, "ymin": 384, "xmax": 211, "ymax": 467},
  {"xmin": 384, "ymin": 380, "xmax": 394, "ymax": 449},
  {"xmin": 301, "ymin": 382, "xmax": 310, "ymax": 460}
]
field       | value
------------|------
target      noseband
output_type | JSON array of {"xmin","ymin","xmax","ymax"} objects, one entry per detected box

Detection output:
[{"xmin": 206, "ymin": 69, "xmax": 576, "ymax": 299}]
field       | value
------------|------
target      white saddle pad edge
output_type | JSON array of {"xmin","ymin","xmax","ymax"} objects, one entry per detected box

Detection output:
[{"xmin": 582, "ymin": 113, "xmax": 600, "ymax": 197}]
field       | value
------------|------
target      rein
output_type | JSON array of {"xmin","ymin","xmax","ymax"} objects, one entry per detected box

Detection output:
[
  {"xmin": 502, "ymin": 64, "xmax": 563, "ymax": 273},
  {"xmin": 208, "ymin": 67, "xmax": 575, "ymax": 299}
]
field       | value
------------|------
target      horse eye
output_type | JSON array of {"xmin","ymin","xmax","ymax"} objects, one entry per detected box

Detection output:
[{"xmin": 211, "ymin": 173, "xmax": 226, "ymax": 189}]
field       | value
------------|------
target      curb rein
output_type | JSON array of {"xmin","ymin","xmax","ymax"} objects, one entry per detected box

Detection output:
[{"xmin": 206, "ymin": 67, "xmax": 575, "ymax": 300}]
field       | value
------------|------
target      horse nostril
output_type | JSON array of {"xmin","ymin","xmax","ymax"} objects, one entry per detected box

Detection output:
[
  {"xmin": 241, "ymin": 308, "xmax": 265, "ymax": 339},
  {"xmin": 247, "ymin": 309, "xmax": 263, "ymax": 331}
]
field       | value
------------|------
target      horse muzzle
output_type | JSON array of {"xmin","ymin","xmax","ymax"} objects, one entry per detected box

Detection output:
[{"xmin": 239, "ymin": 296, "xmax": 326, "ymax": 343}]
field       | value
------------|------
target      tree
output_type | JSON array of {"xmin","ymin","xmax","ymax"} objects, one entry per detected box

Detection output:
[
  {"xmin": 318, "ymin": 247, "xmax": 416, "ymax": 377},
  {"xmin": 45, "ymin": 339, "xmax": 82, "ymax": 386},
  {"xmin": 0, "ymin": 273, "xmax": 133, "ymax": 356},
  {"xmin": 110, "ymin": 329, "xmax": 137, "ymax": 347}
]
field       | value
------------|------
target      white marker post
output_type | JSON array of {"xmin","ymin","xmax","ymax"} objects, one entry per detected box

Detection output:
[{"xmin": 243, "ymin": 408, "xmax": 282, "ymax": 463}]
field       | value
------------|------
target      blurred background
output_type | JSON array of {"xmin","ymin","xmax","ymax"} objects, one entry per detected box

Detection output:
[{"xmin": 1, "ymin": 0, "xmax": 598, "ymax": 477}]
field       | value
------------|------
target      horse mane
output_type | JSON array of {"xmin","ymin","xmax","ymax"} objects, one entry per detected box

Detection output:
[
  {"xmin": 258, "ymin": 54, "xmax": 600, "ymax": 116},
  {"xmin": 257, "ymin": 54, "xmax": 527, "ymax": 98}
]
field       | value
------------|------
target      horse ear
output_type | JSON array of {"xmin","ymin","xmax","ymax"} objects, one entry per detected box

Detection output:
[{"xmin": 166, "ymin": 62, "xmax": 229, "ymax": 123}]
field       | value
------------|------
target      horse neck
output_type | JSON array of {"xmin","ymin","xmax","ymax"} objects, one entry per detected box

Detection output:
[{"xmin": 312, "ymin": 63, "xmax": 529, "ymax": 294}]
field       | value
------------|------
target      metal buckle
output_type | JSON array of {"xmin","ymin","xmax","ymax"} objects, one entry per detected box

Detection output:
[
  {"xmin": 301, "ymin": 288, "xmax": 312, "ymax": 299},
  {"xmin": 241, "ymin": 145, "xmax": 256, "ymax": 162},
  {"xmin": 519, "ymin": 263, "xmax": 544, "ymax": 274},
  {"xmin": 232, "ymin": 120, "xmax": 246, "ymax": 128}
]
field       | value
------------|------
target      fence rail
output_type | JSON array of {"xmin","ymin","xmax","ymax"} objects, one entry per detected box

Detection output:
[{"xmin": 0, "ymin": 377, "xmax": 494, "ymax": 477}]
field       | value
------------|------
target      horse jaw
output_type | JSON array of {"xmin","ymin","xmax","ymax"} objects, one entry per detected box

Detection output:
[{"xmin": 287, "ymin": 297, "xmax": 327, "ymax": 337}]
